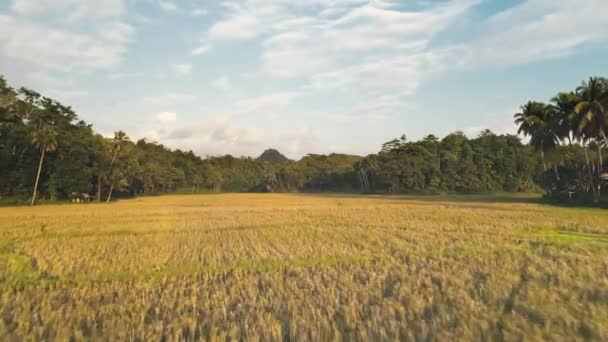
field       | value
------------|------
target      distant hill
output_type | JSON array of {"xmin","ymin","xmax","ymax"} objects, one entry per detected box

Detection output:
[{"xmin": 256, "ymin": 149, "xmax": 290, "ymax": 164}]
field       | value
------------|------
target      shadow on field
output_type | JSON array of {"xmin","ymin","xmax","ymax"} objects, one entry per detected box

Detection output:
[
  {"xmin": 293, "ymin": 192, "xmax": 608, "ymax": 210},
  {"xmin": 292, "ymin": 193, "xmax": 543, "ymax": 205}
]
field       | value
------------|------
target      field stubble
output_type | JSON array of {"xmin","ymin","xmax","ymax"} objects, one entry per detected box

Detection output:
[{"xmin": 0, "ymin": 194, "xmax": 607, "ymax": 340}]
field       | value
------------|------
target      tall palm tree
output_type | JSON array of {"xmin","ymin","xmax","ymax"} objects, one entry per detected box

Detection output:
[
  {"xmin": 354, "ymin": 160, "xmax": 369, "ymax": 191},
  {"xmin": 573, "ymin": 77, "xmax": 608, "ymax": 201},
  {"xmin": 30, "ymin": 121, "xmax": 58, "ymax": 205},
  {"xmin": 109, "ymin": 130, "xmax": 130, "ymax": 167},
  {"xmin": 515, "ymin": 102, "xmax": 546, "ymax": 136},
  {"xmin": 514, "ymin": 101, "xmax": 559, "ymax": 171},
  {"xmin": 575, "ymin": 78, "xmax": 608, "ymax": 172},
  {"xmin": 105, "ymin": 131, "xmax": 131, "ymax": 203},
  {"xmin": 550, "ymin": 92, "xmax": 580, "ymax": 145},
  {"xmin": 106, "ymin": 169, "xmax": 128, "ymax": 204}
]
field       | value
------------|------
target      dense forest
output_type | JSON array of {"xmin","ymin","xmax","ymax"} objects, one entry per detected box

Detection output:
[{"xmin": 1, "ymin": 75, "xmax": 606, "ymax": 205}]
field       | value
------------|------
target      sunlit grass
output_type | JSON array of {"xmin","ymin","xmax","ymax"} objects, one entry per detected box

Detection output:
[{"xmin": 0, "ymin": 194, "xmax": 607, "ymax": 340}]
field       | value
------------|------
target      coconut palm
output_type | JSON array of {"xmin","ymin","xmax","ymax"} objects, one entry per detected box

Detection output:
[
  {"xmin": 109, "ymin": 131, "xmax": 130, "ymax": 167},
  {"xmin": 105, "ymin": 131, "xmax": 131, "ymax": 203},
  {"xmin": 550, "ymin": 91, "xmax": 597, "ymax": 188},
  {"xmin": 105, "ymin": 169, "xmax": 128, "ymax": 204},
  {"xmin": 550, "ymin": 92, "xmax": 580, "ymax": 144},
  {"xmin": 514, "ymin": 102, "xmax": 544, "ymax": 134},
  {"xmin": 354, "ymin": 160, "xmax": 369, "ymax": 190},
  {"xmin": 514, "ymin": 101, "xmax": 559, "ymax": 171},
  {"xmin": 30, "ymin": 119, "xmax": 58, "ymax": 205},
  {"xmin": 568, "ymin": 77, "xmax": 608, "ymax": 202},
  {"xmin": 575, "ymin": 77, "xmax": 608, "ymax": 175}
]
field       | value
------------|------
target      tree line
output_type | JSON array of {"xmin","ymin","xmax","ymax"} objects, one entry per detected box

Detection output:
[{"xmin": 1, "ymin": 75, "xmax": 606, "ymax": 205}]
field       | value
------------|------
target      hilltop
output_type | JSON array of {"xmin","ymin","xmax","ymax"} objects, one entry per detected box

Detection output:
[{"xmin": 256, "ymin": 149, "xmax": 290, "ymax": 164}]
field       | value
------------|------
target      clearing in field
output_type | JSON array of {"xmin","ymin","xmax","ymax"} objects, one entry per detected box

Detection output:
[{"xmin": 1, "ymin": 194, "xmax": 608, "ymax": 340}]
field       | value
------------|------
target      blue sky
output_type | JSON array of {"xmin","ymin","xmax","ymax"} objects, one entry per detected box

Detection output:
[{"xmin": 1, "ymin": 0, "xmax": 607, "ymax": 158}]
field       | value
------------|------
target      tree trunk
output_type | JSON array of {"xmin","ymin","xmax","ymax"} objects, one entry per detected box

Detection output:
[
  {"xmin": 31, "ymin": 147, "xmax": 45, "ymax": 206},
  {"xmin": 106, "ymin": 185, "xmax": 114, "ymax": 204},
  {"xmin": 582, "ymin": 143, "xmax": 596, "ymax": 195},
  {"xmin": 359, "ymin": 171, "xmax": 368, "ymax": 191},
  {"xmin": 599, "ymin": 143, "xmax": 604, "ymax": 173},
  {"xmin": 370, "ymin": 171, "xmax": 375, "ymax": 192},
  {"xmin": 598, "ymin": 138, "xmax": 604, "ymax": 202},
  {"xmin": 109, "ymin": 153, "xmax": 118, "ymax": 170},
  {"xmin": 103, "ymin": 151, "xmax": 119, "ymax": 202},
  {"xmin": 540, "ymin": 151, "xmax": 547, "ymax": 172},
  {"xmin": 97, "ymin": 177, "xmax": 102, "ymax": 202},
  {"xmin": 600, "ymin": 130, "xmax": 608, "ymax": 171},
  {"xmin": 552, "ymin": 165, "xmax": 560, "ymax": 181},
  {"xmin": 583, "ymin": 143, "xmax": 591, "ymax": 170}
]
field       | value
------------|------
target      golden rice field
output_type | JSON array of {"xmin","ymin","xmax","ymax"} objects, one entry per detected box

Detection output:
[{"xmin": 1, "ymin": 194, "xmax": 608, "ymax": 340}]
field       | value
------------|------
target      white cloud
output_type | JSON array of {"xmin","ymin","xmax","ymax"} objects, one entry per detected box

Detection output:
[
  {"xmin": 46, "ymin": 89, "xmax": 89, "ymax": 99},
  {"xmin": 132, "ymin": 13, "xmax": 154, "ymax": 24},
  {"xmin": 235, "ymin": 92, "xmax": 299, "ymax": 116},
  {"xmin": 0, "ymin": 15, "xmax": 132, "ymax": 71},
  {"xmin": 461, "ymin": 0, "xmax": 608, "ymax": 67},
  {"xmin": 280, "ymin": 127, "xmax": 324, "ymax": 158},
  {"xmin": 137, "ymin": 114, "xmax": 326, "ymax": 158},
  {"xmin": 308, "ymin": 52, "xmax": 441, "ymax": 96},
  {"xmin": 11, "ymin": 0, "xmax": 126, "ymax": 21},
  {"xmin": 158, "ymin": 0, "xmax": 177, "ymax": 11},
  {"xmin": 171, "ymin": 63, "xmax": 193, "ymax": 75},
  {"xmin": 159, "ymin": 116, "xmax": 267, "ymax": 157},
  {"xmin": 96, "ymin": 21, "xmax": 133, "ymax": 44},
  {"xmin": 0, "ymin": 0, "xmax": 133, "ymax": 73},
  {"xmin": 26, "ymin": 70, "xmax": 70, "ymax": 87},
  {"xmin": 260, "ymin": 0, "xmax": 478, "ymax": 82},
  {"xmin": 207, "ymin": 14, "xmax": 259, "ymax": 41},
  {"xmin": 191, "ymin": 8, "xmax": 208, "ymax": 17},
  {"xmin": 192, "ymin": 44, "xmax": 210, "ymax": 56},
  {"xmin": 213, "ymin": 76, "xmax": 231, "ymax": 91},
  {"xmin": 140, "ymin": 93, "xmax": 198, "ymax": 107},
  {"xmin": 156, "ymin": 111, "xmax": 177, "ymax": 125},
  {"xmin": 196, "ymin": 0, "xmax": 478, "ymax": 118},
  {"xmin": 139, "ymin": 111, "xmax": 179, "ymax": 142},
  {"xmin": 341, "ymin": 94, "xmax": 411, "ymax": 119},
  {"xmin": 107, "ymin": 72, "xmax": 142, "ymax": 80}
]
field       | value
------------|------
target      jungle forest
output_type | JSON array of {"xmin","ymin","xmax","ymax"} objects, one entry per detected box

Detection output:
[{"xmin": 1, "ymin": 75, "xmax": 607, "ymax": 205}]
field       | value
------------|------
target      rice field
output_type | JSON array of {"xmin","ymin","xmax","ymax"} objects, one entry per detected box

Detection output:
[{"xmin": 1, "ymin": 194, "xmax": 608, "ymax": 340}]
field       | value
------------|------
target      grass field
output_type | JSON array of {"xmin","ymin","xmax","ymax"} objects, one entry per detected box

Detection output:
[{"xmin": 1, "ymin": 194, "xmax": 608, "ymax": 340}]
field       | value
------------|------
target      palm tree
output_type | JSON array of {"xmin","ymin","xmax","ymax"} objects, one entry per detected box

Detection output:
[
  {"xmin": 514, "ymin": 101, "xmax": 559, "ymax": 171},
  {"xmin": 575, "ymin": 77, "xmax": 608, "ymax": 170},
  {"xmin": 573, "ymin": 77, "xmax": 608, "ymax": 202},
  {"xmin": 109, "ymin": 131, "xmax": 130, "ymax": 168},
  {"xmin": 105, "ymin": 131, "xmax": 130, "ymax": 203},
  {"xmin": 354, "ymin": 160, "xmax": 369, "ymax": 191},
  {"xmin": 30, "ymin": 120, "xmax": 58, "ymax": 205},
  {"xmin": 550, "ymin": 92, "xmax": 580, "ymax": 145},
  {"xmin": 106, "ymin": 169, "xmax": 128, "ymax": 203},
  {"xmin": 515, "ymin": 102, "xmax": 545, "ymax": 136}
]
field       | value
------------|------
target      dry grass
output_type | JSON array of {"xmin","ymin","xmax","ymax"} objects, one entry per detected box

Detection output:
[{"xmin": 1, "ymin": 194, "xmax": 607, "ymax": 340}]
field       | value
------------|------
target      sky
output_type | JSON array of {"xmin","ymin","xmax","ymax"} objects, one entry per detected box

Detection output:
[{"xmin": 1, "ymin": 0, "xmax": 607, "ymax": 158}]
